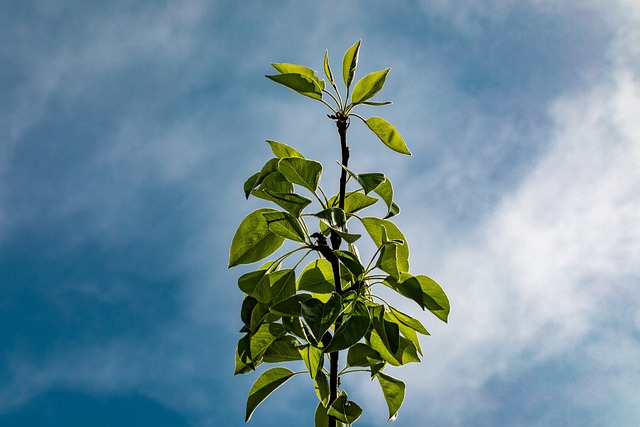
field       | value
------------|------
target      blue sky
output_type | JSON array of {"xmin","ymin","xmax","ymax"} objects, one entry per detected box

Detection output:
[{"xmin": 1, "ymin": 1, "xmax": 639, "ymax": 426}]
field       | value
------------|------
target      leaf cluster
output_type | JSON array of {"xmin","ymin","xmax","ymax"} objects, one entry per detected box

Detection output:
[{"xmin": 229, "ymin": 42, "xmax": 450, "ymax": 426}]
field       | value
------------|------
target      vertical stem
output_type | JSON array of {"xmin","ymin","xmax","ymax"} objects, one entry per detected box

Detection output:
[{"xmin": 328, "ymin": 116, "xmax": 349, "ymax": 427}]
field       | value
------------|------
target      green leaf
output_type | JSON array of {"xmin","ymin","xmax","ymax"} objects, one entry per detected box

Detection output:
[
  {"xmin": 314, "ymin": 372, "xmax": 330, "ymax": 405},
  {"xmin": 300, "ymin": 344, "xmax": 324, "ymax": 378},
  {"xmin": 314, "ymin": 208, "xmax": 361, "ymax": 243},
  {"xmin": 270, "ymin": 293, "xmax": 312, "ymax": 317},
  {"xmin": 383, "ymin": 274, "xmax": 423, "ymax": 310},
  {"xmin": 250, "ymin": 322, "xmax": 285, "ymax": 361},
  {"xmin": 334, "ymin": 250, "xmax": 364, "ymax": 277},
  {"xmin": 245, "ymin": 367, "xmax": 296, "ymax": 422},
  {"xmin": 263, "ymin": 335, "xmax": 303, "ymax": 363},
  {"xmin": 266, "ymin": 140, "xmax": 305, "ymax": 159},
  {"xmin": 271, "ymin": 63, "xmax": 325, "ymax": 92},
  {"xmin": 251, "ymin": 188, "xmax": 312, "ymax": 217},
  {"xmin": 269, "ymin": 269, "xmax": 297, "ymax": 304},
  {"xmin": 240, "ymin": 296, "xmax": 259, "ymax": 328},
  {"xmin": 368, "ymin": 329, "xmax": 420, "ymax": 367},
  {"xmin": 351, "ymin": 68, "xmax": 390, "ymax": 105},
  {"xmin": 389, "ymin": 306, "xmax": 429, "ymax": 335},
  {"xmin": 243, "ymin": 172, "xmax": 261, "ymax": 199},
  {"xmin": 315, "ymin": 402, "xmax": 328, "ymax": 427},
  {"xmin": 328, "ymin": 191, "xmax": 378, "ymax": 214},
  {"xmin": 301, "ymin": 293, "xmax": 342, "ymax": 342},
  {"xmin": 323, "ymin": 50, "xmax": 335, "ymax": 87},
  {"xmin": 416, "ymin": 275, "xmax": 450, "ymax": 323},
  {"xmin": 377, "ymin": 243, "xmax": 401, "ymax": 279},
  {"xmin": 249, "ymin": 302, "xmax": 277, "ymax": 333},
  {"xmin": 238, "ymin": 269, "xmax": 271, "ymax": 303},
  {"xmin": 342, "ymin": 40, "xmax": 361, "ymax": 90},
  {"xmin": 324, "ymin": 300, "xmax": 371, "ymax": 352},
  {"xmin": 263, "ymin": 211, "xmax": 307, "ymax": 243},
  {"xmin": 229, "ymin": 209, "xmax": 285, "ymax": 268},
  {"xmin": 361, "ymin": 217, "xmax": 409, "ymax": 272},
  {"xmin": 363, "ymin": 101, "xmax": 392, "ymax": 106},
  {"xmin": 327, "ymin": 391, "xmax": 362, "ymax": 424},
  {"xmin": 278, "ymin": 157, "xmax": 323, "ymax": 192},
  {"xmin": 235, "ymin": 334, "xmax": 254, "ymax": 375},
  {"xmin": 365, "ymin": 116, "xmax": 411, "ymax": 155},
  {"xmin": 266, "ymin": 73, "xmax": 323, "ymax": 100},
  {"xmin": 339, "ymin": 164, "xmax": 386, "ymax": 195},
  {"xmin": 373, "ymin": 178, "xmax": 399, "ymax": 219},
  {"xmin": 376, "ymin": 372, "xmax": 406, "ymax": 422},
  {"xmin": 297, "ymin": 259, "xmax": 335, "ymax": 293},
  {"xmin": 346, "ymin": 343, "xmax": 385, "ymax": 367}
]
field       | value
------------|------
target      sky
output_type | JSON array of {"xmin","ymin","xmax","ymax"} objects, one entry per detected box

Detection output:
[{"xmin": 1, "ymin": 1, "xmax": 639, "ymax": 426}]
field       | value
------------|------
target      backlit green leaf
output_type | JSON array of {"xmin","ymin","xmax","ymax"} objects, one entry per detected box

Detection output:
[
  {"xmin": 251, "ymin": 188, "xmax": 312, "ymax": 217},
  {"xmin": 334, "ymin": 250, "xmax": 364, "ymax": 277},
  {"xmin": 323, "ymin": 50, "xmax": 335, "ymax": 87},
  {"xmin": 314, "ymin": 371, "xmax": 330, "ymax": 406},
  {"xmin": 361, "ymin": 217, "xmax": 409, "ymax": 272},
  {"xmin": 298, "ymin": 259, "xmax": 335, "ymax": 293},
  {"xmin": 368, "ymin": 329, "xmax": 420, "ymax": 367},
  {"xmin": 346, "ymin": 343, "xmax": 384, "ymax": 367},
  {"xmin": 250, "ymin": 322, "xmax": 285, "ymax": 360},
  {"xmin": 416, "ymin": 275, "xmax": 450, "ymax": 323},
  {"xmin": 342, "ymin": 40, "xmax": 361, "ymax": 90},
  {"xmin": 327, "ymin": 391, "xmax": 362, "ymax": 424},
  {"xmin": 266, "ymin": 73, "xmax": 323, "ymax": 100},
  {"xmin": 365, "ymin": 116, "xmax": 411, "ymax": 155},
  {"xmin": 243, "ymin": 172, "xmax": 261, "ymax": 199},
  {"xmin": 263, "ymin": 335, "xmax": 303, "ymax": 363},
  {"xmin": 376, "ymin": 372, "xmax": 406, "ymax": 422},
  {"xmin": 351, "ymin": 68, "xmax": 390, "ymax": 105},
  {"xmin": 324, "ymin": 300, "xmax": 371, "ymax": 352},
  {"xmin": 278, "ymin": 157, "xmax": 322, "ymax": 192},
  {"xmin": 266, "ymin": 140, "xmax": 305, "ymax": 159},
  {"xmin": 245, "ymin": 367, "xmax": 296, "ymax": 422},
  {"xmin": 329, "ymin": 191, "xmax": 378, "ymax": 214},
  {"xmin": 270, "ymin": 293, "xmax": 312, "ymax": 317},
  {"xmin": 238, "ymin": 269, "xmax": 270, "ymax": 303},
  {"xmin": 235, "ymin": 334, "xmax": 254, "ymax": 375},
  {"xmin": 301, "ymin": 293, "xmax": 342, "ymax": 342},
  {"xmin": 373, "ymin": 178, "xmax": 398, "ymax": 219},
  {"xmin": 389, "ymin": 306, "xmax": 429, "ymax": 335},
  {"xmin": 300, "ymin": 344, "xmax": 324, "ymax": 378},
  {"xmin": 269, "ymin": 269, "xmax": 296, "ymax": 305},
  {"xmin": 229, "ymin": 209, "xmax": 285, "ymax": 268},
  {"xmin": 263, "ymin": 210, "xmax": 307, "ymax": 243}
]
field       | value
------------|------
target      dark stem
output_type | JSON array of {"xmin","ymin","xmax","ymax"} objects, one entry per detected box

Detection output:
[{"xmin": 328, "ymin": 116, "xmax": 349, "ymax": 427}]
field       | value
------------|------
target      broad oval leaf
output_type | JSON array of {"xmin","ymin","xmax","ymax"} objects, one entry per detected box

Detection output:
[
  {"xmin": 327, "ymin": 391, "xmax": 363, "ymax": 424},
  {"xmin": 365, "ymin": 116, "xmax": 411, "ymax": 155},
  {"xmin": 376, "ymin": 372, "xmax": 406, "ymax": 422},
  {"xmin": 346, "ymin": 342, "xmax": 384, "ymax": 367},
  {"xmin": 334, "ymin": 250, "xmax": 364, "ymax": 277},
  {"xmin": 314, "ymin": 372, "xmax": 330, "ymax": 406},
  {"xmin": 251, "ymin": 188, "xmax": 312, "ymax": 217},
  {"xmin": 361, "ymin": 217, "xmax": 409, "ymax": 272},
  {"xmin": 416, "ymin": 275, "xmax": 450, "ymax": 323},
  {"xmin": 245, "ymin": 367, "xmax": 297, "ymax": 422},
  {"xmin": 268, "ymin": 269, "xmax": 297, "ymax": 304},
  {"xmin": 263, "ymin": 211, "xmax": 307, "ymax": 243},
  {"xmin": 342, "ymin": 40, "xmax": 361, "ymax": 89},
  {"xmin": 238, "ymin": 269, "xmax": 270, "ymax": 303},
  {"xmin": 235, "ymin": 334, "xmax": 254, "ymax": 375},
  {"xmin": 351, "ymin": 68, "xmax": 390, "ymax": 105},
  {"xmin": 301, "ymin": 293, "xmax": 342, "ymax": 342},
  {"xmin": 250, "ymin": 322, "xmax": 285, "ymax": 361},
  {"xmin": 270, "ymin": 293, "xmax": 312, "ymax": 317},
  {"xmin": 266, "ymin": 73, "xmax": 323, "ymax": 100},
  {"xmin": 324, "ymin": 300, "xmax": 371, "ymax": 352},
  {"xmin": 298, "ymin": 259, "xmax": 335, "ymax": 293},
  {"xmin": 229, "ymin": 209, "xmax": 285, "ymax": 268},
  {"xmin": 368, "ymin": 329, "xmax": 420, "ymax": 367},
  {"xmin": 263, "ymin": 335, "xmax": 303, "ymax": 363},
  {"xmin": 266, "ymin": 140, "xmax": 305, "ymax": 159},
  {"xmin": 389, "ymin": 306, "xmax": 429, "ymax": 335},
  {"xmin": 278, "ymin": 157, "xmax": 323, "ymax": 193}
]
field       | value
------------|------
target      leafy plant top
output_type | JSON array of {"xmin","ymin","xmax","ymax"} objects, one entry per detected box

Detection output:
[{"xmin": 228, "ymin": 40, "xmax": 450, "ymax": 427}]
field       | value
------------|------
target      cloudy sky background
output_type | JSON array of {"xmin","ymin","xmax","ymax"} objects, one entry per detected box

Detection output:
[{"xmin": 1, "ymin": 1, "xmax": 639, "ymax": 426}]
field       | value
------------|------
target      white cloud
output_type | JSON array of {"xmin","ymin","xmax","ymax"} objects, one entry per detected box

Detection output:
[{"xmin": 389, "ymin": 29, "xmax": 640, "ymax": 427}]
